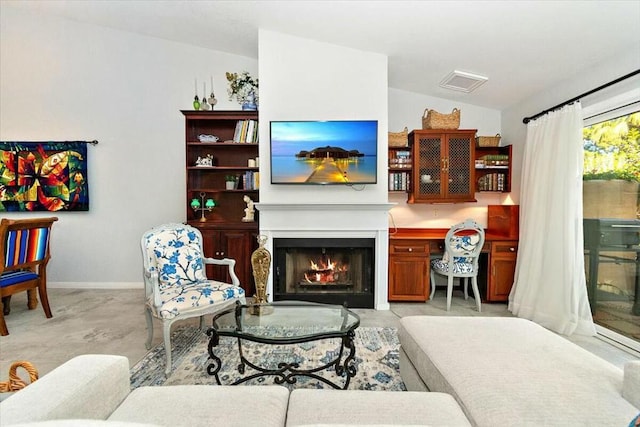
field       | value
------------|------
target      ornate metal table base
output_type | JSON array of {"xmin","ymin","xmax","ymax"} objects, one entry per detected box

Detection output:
[{"xmin": 206, "ymin": 328, "xmax": 357, "ymax": 389}]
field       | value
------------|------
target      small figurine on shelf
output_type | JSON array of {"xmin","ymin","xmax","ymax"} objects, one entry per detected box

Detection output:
[
  {"xmin": 195, "ymin": 154, "xmax": 214, "ymax": 167},
  {"xmin": 242, "ymin": 195, "xmax": 255, "ymax": 222}
]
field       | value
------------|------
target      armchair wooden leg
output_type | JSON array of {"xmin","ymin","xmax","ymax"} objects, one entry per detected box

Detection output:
[
  {"xmin": 37, "ymin": 284, "xmax": 52, "ymax": 318},
  {"xmin": 27, "ymin": 290, "xmax": 39, "ymax": 310},
  {"xmin": 0, "ymin": 304, "xmax": 8, "ymax": 336},
  {"xmin": 1, "ymin": 296, "xmax": 11, "ymax": 315}
]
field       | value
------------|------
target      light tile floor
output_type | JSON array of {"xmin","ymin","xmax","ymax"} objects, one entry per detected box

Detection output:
[{"xmin": 0, "ymin": 288, "xmax": 637, "ymax": 378}]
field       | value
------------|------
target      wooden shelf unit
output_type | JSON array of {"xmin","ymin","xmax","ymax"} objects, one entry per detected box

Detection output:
[
  {"xmin": 182, "ymin": 110, "xmax": 259, "ymax": 295},
  {"xmin": 388, "ymin": 145, "xmax": 412, "ymax": 192},
  {"xmin": 474, "ymin": 145, "xmax": 513, "ymax": 193}
]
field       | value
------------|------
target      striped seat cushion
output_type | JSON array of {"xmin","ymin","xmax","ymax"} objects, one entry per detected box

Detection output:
[{"xmin": 0, "ymin": 270, "xmax": 39, "ymax": 287}]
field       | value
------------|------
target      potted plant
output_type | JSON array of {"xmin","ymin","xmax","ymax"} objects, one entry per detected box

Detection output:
[
  {"xmin": 224, "ymin": 175, "xmax": 238, "ymax": 190},
  {"xmin": 226, "ymin": 71, "xmax": 259, "ymax": 110}
]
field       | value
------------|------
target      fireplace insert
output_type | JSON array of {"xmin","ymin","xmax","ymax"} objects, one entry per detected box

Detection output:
[{"xmin": 273, "ymin": 238, "xmax": 375, "ymax": 308}]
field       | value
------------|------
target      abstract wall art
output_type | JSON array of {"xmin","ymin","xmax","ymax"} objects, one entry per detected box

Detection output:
[{"xmin": 0, "ymin": 141, "xmax": 92, "ymax": 212}]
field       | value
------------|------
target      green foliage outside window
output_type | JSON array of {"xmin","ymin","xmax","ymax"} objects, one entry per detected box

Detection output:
[{"xmin": 583, "ymin": 112, "xmax": 640, "ymax": 182}]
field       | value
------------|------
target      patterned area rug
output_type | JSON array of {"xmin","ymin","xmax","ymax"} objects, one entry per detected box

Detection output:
[{"xmin": 130, "ymin": 326, "xmax": 406, "ymax": 391}]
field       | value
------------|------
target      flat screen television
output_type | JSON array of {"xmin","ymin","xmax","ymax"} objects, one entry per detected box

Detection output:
[{"xmin": 270, "ymin": 120, "xmax": 378, "ymax": 185}]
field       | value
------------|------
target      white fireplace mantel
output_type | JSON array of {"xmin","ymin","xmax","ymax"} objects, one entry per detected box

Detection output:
[
  {"xmin": 255, "ymin": 202, "xmax": 394, "ymax": 310},
  {"xmin": 255, "ymin": 203, "xmax": 396, "ymax": 212}
]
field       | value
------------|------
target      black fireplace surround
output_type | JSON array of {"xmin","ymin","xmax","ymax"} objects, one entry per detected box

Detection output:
[{"xmin": 272, "ymin": 237, "xmax": 375, "ymax": 308}]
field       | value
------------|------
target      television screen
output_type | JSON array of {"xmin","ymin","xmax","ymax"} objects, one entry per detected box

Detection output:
[{"xmin": 270, "ymin": 120, "xmax": 378, "ymax": 185}]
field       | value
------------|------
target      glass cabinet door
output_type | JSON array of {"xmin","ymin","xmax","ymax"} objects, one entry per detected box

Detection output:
[
  {"xmin": 447, "ymin": 135, "xmax": 473, "ymax": 197},
  {"xmin": 416, "ymin": 135, "xmax": 443, "ymax": 200}
]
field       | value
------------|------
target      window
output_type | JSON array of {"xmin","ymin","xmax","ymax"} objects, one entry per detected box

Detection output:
[{"xmin": 583, "ymin": 110, "xmax": 640, "ymax": 352}]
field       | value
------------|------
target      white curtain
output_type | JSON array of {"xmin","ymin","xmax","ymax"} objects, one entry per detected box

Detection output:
[{"xmin": 509, "ymin": 102, "xmax": 596, "ymax": 336}]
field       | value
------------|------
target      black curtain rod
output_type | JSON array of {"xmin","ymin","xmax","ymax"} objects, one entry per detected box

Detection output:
[
  {"xmin": 522, "ymin": 69, "xmax": 640, "ymax": 124},
  {"xmin": 0, "ymin": 140, "xmax": 99, "ymax": 145}
]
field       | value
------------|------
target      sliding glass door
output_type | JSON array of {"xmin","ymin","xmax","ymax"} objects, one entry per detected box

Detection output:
[{"xmin": 582, "ymin": 112, "xmax": 640, "ymax": 348}]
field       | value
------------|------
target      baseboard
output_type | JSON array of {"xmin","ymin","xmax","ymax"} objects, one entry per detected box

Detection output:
[{"xmin": 48, "ymin": 282, "xmax": 144, "ymax": 289}]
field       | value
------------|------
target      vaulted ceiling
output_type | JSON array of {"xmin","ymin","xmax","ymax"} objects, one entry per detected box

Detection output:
[{"xmin": 4, "ymin": 0, "xmax": 639, "ymax": 110}]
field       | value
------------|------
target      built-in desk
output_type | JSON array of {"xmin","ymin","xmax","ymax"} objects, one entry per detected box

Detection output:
[
  {"xmin": 388, "ymin": 206, "xmax": 520, "ymax": 303},
  {"xmin": 388, "ymin": 228, "xmax": 518, "ymax": 302}
]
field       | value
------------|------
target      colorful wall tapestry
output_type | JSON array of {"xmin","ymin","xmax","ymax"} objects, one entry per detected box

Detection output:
[{"xmin": 0, "ymin": 141, "xmax": 90, "ymax": 212}]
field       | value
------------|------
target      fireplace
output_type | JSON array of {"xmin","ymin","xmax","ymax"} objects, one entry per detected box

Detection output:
[{"xmin": 273, "ymin": 237, "xmax": 375, "ymax": 308}]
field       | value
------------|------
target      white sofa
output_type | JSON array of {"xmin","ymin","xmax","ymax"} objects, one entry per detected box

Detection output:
[
  {"xmin": 399, "ymin": 316, "xmax": 640, "ymax": 427},
  {"xmin": 0, "ymin": 354, "xmax": 471, "ymax": 427}
]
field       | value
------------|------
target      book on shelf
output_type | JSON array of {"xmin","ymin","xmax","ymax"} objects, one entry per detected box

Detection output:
[
  {"xmin": 477, "ymin": 173, "xmax": 506, "ymax": 191},
  {"xmin": 233, "ymin": 119, "xmax": 259, "ymax": 143},
  {"xmin": 388, "ymin": 171, "xmax": 410, "ymax": 191}
]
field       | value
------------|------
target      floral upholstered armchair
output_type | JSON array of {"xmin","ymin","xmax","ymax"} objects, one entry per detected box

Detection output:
[
  {"xmin": 140, "ymin": 223, "xmax": 245, "ymax": 375},
  {"xmin": 429, "ymin": 219, "xmax": 485, "ymax": 312}
]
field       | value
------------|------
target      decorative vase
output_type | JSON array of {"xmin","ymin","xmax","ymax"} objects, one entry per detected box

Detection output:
[
  {"xmin": 241, "ymin": 91, "xmax": 258, "ymax": 111},
  {"xmin": 250, "ymin": 235, "xmax": 271, "ymax": 312}
]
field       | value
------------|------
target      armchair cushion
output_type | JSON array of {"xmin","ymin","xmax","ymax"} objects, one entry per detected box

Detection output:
[
  {"xmin": 431, "ymin": 258, "xmax": 475, "ymax": 275},
  {"xmin": 0, "ymin": 271, "xmax": 39, "ymax": 287},
  {"xmin": 147, "ymin": 280, "xmax": 245, "ymax": 320}
]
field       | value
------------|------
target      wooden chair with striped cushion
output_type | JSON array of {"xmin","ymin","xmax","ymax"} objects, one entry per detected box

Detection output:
[{"xmin": 0, "ymin": 217, "xmax": 58, "ymax": 336}]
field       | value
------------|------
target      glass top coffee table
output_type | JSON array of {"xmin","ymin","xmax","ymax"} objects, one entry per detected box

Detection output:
[{"xmin": 206, "ymin": 300, "xmax": 360, "ymax": 389}]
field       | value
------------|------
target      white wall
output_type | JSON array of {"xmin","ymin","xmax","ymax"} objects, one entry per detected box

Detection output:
[
  {"xmin": 258, "ymin": 30, "xmax": 389, "ymax": 204},
  {"xmin": 0, "ymin": 6, "xmax": 257, "ymax": 286},
  {"xmin": 387, "ymin": 88, "xmax": 503, "ymax": 229},
  {"xmin": 501, "ymin": 49, "xmax": 640, "ymax": 208}
]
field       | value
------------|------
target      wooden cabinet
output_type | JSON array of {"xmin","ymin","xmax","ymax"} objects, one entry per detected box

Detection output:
[
  {"xmin": 475, "ymin": 145, "xmax": 512, "ymax": 193},
  {"xmin": 388, "ymin": 239, "xmax": 430, "ymax": 301},
  {"xmin": 199, "ymin": 226, "xmax": 258, "ymax": 296},
  {"xmin": 388, "ymin": 146, "xmax": 412, "ymax": 192},
  {"xmin": 182, "ymin": 110, "xmax": 259, "ymax": 295},
  {"xmin": 407, "ymin": 129, "xmax": 477, "ymax": 203},
  {"xmin": 488, "ymin": 241, "xmax": 518, "ymax": 301}
]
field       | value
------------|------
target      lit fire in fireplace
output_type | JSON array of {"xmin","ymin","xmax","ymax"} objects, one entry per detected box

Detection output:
[{"xmin": 304, "ymin": 257, "xmax": 348, "ymax": 284}]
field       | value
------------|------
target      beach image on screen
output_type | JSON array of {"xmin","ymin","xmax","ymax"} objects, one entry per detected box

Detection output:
[{"xmin": 270, "ymin": 121, "xmax": 378, "ymax": 184}]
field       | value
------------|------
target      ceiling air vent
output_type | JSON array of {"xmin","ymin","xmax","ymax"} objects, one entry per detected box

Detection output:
[{"xmin": 440, "ymin": 70, "xmax": 488, "ymax": 93}]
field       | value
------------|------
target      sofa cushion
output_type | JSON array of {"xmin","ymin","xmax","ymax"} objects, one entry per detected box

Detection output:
[
  {"xmin": 399, "ymin": 316, "xmax": 639, "ymax": 427},
  {"xmin": 108, "ymin": 385, "xmax": 289, "ymax": 427},
  {"xmin": 624, "ymin": 361, "xmax": 640, "ymax": 409},
  {"xmin": 9, "ymin": 421, "xmax": 160, "ymax": 427},
  {"xmin": 286, "ymin": 389, "xmax": 471, "ymax": 426},
  {"xmin": 0, "ymin": 355, "xmax": 130, "ymax": 426}
]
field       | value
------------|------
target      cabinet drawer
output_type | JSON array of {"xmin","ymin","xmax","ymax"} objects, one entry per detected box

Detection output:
[
  {"xmin": 491, "ymin": 241, "xmax": 518, "ymax": 256},
  {"xmin": 429, "ymin": 240, "xmax": 445, "ymax": 253},
  {"xmin": 390, "ymin": 240, "xmax": 429, "ymax": 255}
]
